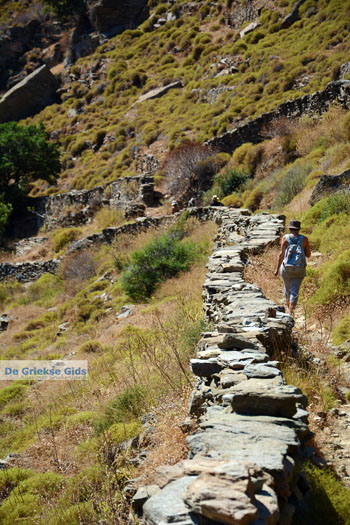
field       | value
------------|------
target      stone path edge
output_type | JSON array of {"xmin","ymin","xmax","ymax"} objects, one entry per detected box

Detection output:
[{"xmin": 140, "ymin": 209, "xmax": 312, "ymax": 525}]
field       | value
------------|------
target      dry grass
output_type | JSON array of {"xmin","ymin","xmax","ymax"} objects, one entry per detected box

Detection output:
[
  {"xmin": 291, "ymin": 108, "xmax": 348, "ymax": 158},
  {"xmin": 285, "ymin": 186, "xmax": 313, "ymax": 217},
  {"xmin": 245, "ymin": 245, "xmax": 282, "ymax": 305},
  {"xmin": 135, "ymin": 390, "xmax": 193, "ymax": 485}
]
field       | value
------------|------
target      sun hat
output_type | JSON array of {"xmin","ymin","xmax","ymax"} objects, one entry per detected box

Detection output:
[
  {"xmin": 213, "ymin": 195, "xmax": 218, "ymax": 200},
  {"xmin": 289, "ymin": 220, "xmax": 301, "ymax": 230}
]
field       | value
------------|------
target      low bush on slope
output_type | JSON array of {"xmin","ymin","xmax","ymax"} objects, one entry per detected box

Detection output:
[{"xmin": 121, "ymin": 230, "xmax": 198, "ymax": 300}]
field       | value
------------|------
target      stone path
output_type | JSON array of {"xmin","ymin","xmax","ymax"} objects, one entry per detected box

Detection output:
[{"xmin": 140, "ymin": 209, "xmax": 313, "ymax": 525}]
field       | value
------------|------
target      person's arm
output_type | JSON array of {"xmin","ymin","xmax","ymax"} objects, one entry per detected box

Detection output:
[
  {"xmin": 303, "ymin": 236, "xmax": 311, "ymax": 258},
  {"xmin": 274, "ymin": 236, "xmax": 288, "ymax": 276}
]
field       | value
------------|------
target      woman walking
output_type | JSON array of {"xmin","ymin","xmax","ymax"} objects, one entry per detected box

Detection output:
[{"xmin": 274, "ymin": 220, "xmax": 311, "ymax": 317}]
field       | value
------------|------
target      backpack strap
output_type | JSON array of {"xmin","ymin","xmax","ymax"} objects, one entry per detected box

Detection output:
[{"xmin": 287, "ymin": 234, "xmax": 304, "ymax": 245}]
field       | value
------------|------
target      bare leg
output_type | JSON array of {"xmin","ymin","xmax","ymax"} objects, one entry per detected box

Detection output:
[{"xmin": 289, "ymin": 302, "xmax": 296, "ymax": 317}]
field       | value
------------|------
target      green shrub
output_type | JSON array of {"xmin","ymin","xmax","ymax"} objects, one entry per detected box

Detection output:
[
  {"xmin": 94, "ymin": 385, "xmax": 147, "ymax": 433},
  {"xmin": 231, "ymin": 143, "xmax": 263, "ymax": 175},
  {"xmin": 109, "ymin": 421, "xmax": 142, "ymax": 444},
  {"xmin": 273, "ymin": 163, "xmax": 312, "ymax": 209},
  {"xmin": 213, "ymin": 169, "xmax": 248, "ymax": 197},
  {"xmin": 79, "ymin": 340, "xmax": 103, "ymax": 353},
  {"xmin": 0, "ymin": 201, "xmax": 12, "ymax": 239},
  {"xmin": 95, "ymin": 207, "xmax": 124, "ymax": 229},
  {"xmin": 0, "ymin": 471, "xmax": 64, "ymax": 524},
  {"xmin": 333, "ymin": 313, "xmax": 350, "ymax": 345},
  {"xmin": 309, "ymin": 214, "xmax": 350, "ymax": 254},
  {"xmin": 0, "ymin": 383, "xmax": 28, "ymax": 409},
  {"xmin": 0, "ymin": 284, "xmax": 8, "ymax": 307},
  {"xmin": 309, "ymin": 249, "xmax": 350, "ymax": 305},
  {"xmin": 52, "ymin": 227, "xmax": 81, "ymax": 252},
  {"xmin": 25, "ymin": 274, "xmax": 62, "ymax": 305},
  {"xmin": 0, "ymin": 467, "xmax": 34, "ymax": 499},
  {"xmin": 222, "ymin": 193, "xmax": 244, "ymax": 207},
  {"xmin": 243, "ymin": 187, "xmax": 263, "ymax": 211},
  {"xmin": 293, "ymin": 463, "xmax": 350, "ymax": 525},
  {"xmin": 121, "ymin": 231, "xmax": 197, "ymax": 300},
  {"xmin": 318, "ymin": 193, "xmax": 350, "ymax": 223}
]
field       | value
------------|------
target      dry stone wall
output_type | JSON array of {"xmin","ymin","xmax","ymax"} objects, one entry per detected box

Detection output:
[
  {"xmin": 1, "ymin": 210, "xmax": 218, "ymax": 283},
  {"xmin": 0, "ymin": 214, "xmax": 174, "ymax": 283},
  {"xmin": 141, "ymin": 209, "xmax": 311, "ymax": 525},
  {"xmin": 0, "ymin": 259, "xmax": 61, "ymax": 283},
  {"xmin": 206, "ymin": 80, "xmax": 350, "ymax": 154},
  {"xmin": 32, "ymin": 175, "xmax": 155, "ymax": 231}
]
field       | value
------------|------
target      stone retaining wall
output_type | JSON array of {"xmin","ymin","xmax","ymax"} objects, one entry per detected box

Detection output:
[
  {"xmin": 206, "ymin": 80, "xmax": 350, "ymax": 154},
  {"xmin": 0, "ymin": 259, "xmax": 61, "ymax": 283},
  {"xmin": 32, "ymin": 175, "xmax": 155, "ymax": 231},
  {"xmin": 141, "ymin": 210, "xmax": 311, "ymax": 525},
  {"xmin": 0, "ymin": 208, "xmax": 214, "ymax": 283}
]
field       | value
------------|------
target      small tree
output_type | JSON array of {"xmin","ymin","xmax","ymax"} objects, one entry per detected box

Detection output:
[
  {"xmin": 0, "ymin": 201, "xmax": 12, "ymax": 241},
  {"xmin": 0, "ymin": 122, "xmax": 61, "ymax": 234},
  {"xmin": 161, "ymin": 141, "xmax": 218, "ymax": 203}
]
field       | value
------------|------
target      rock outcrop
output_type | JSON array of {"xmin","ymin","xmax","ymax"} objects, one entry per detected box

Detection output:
[
  {"xmin": 142, "ymin": 210, "xmax": 312, "ymax": 525},
  {"xmin": 89, "ymin": 0, "xmax": 149, "ymax": 35},
  {"xmin": 0, "ymin": 65, "xmax": 59, "ymax": 123},
  {"xmin": 309, "ymin": 169, "xmax": 350, "ymax": 206},
  {"xmin": 281, "ymin": 0, "xmax": 307, "ymax": 30}
]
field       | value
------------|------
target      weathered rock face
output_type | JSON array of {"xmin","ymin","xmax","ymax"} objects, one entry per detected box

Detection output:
[
  {"xmin": 0, "ymin": 65, "xmax": 59, "ymax": 123},
  {"xmin": 206, "ymin": 80, "xmax": 350, "ymax": 154},
  {"xmin": 89, "ymin": 0, "xmax": 149, "ymax": 34},
  {"xmin": 309, "ymin": 169, "xmax": 350, "ymax": 206},
  {"xmin": 0, "ymin": 19, "xmax": 46, "ymax": 91},
  {"xmin": 142, "ymin": 209, "xmax": 312, "ymax": 525}
]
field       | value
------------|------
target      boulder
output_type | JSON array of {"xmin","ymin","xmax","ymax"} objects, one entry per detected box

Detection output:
[
  {"xmin": 281, "ymin": 0, "xmax": 307, "ymax": 30},
  {"xmin": 135, "ymin": 81, "xmax": 183, "ymax": 104},
  {"xmin": 89, "ymin": 0, "xmax": 149, "ymax": 35},
  {"xmin": 143, "ymin": 476, "xmax": 200, "ymax": 525},
  {"xmin": 0, "ymin": 65, "xmax": 59, "ymax": 123},
  {"xmin": 184, "ymin": 470, "xmax": 258, "ymax": 525},
  {"xmin": 309, "ymin": 170, "xmax": 350, "ymax": 205},
  {"xmin": 132, "ymin": 485, "xmax": 161, "ymax": 512},
  {"xmin": 239, "ymin": 21, "xmax": 261, "ymax": 39},
  {"xmin": 0, "ymin": 314, "xmax": 12, "ymax": 332}
]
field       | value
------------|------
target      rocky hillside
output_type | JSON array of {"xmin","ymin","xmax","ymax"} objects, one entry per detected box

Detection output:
[{"xmin": 1, "ymin": 0, "xmax": 350, "ymax": 197}]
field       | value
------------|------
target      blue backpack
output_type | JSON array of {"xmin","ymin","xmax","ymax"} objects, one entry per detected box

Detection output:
[{"xmin": 284, "ymin": 234, "xmax": 306, "ymax": 270}]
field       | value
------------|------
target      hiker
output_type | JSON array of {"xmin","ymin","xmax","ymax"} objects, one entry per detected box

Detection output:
[
  {"xmin": 210, "ymin": 195, "xmax": 224, "ymax": 207},
  {"xmin": 274, "ymin": 219, "xmax": 311, "ymax": 317},
  {"xmin": 171, "ymin": 200, "xmax": 180, "ymax": 214}
]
